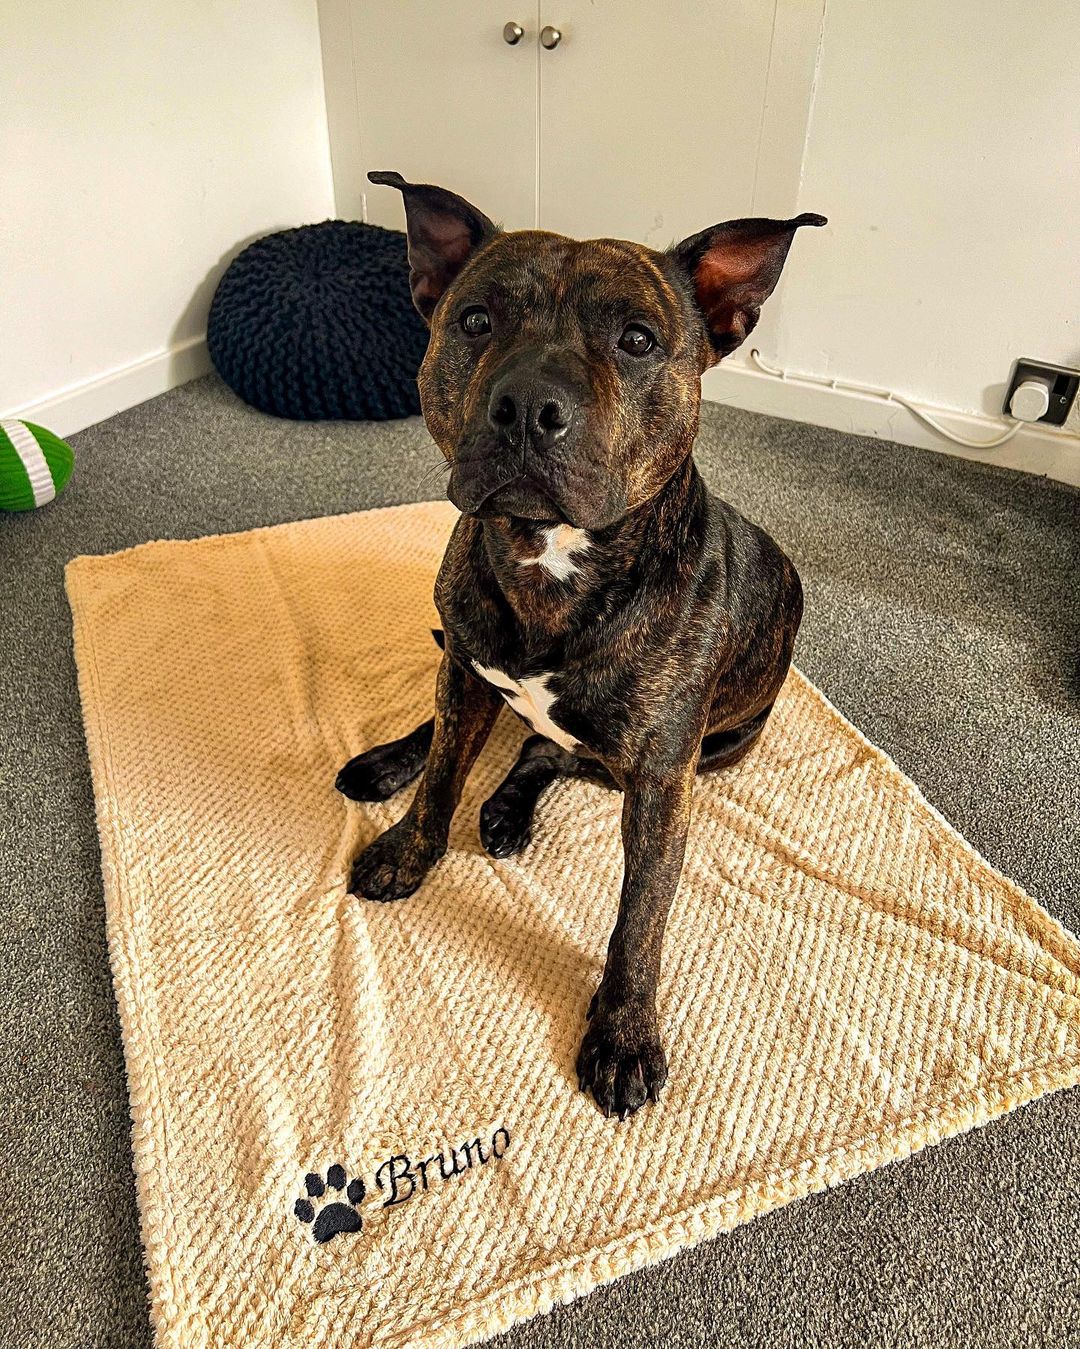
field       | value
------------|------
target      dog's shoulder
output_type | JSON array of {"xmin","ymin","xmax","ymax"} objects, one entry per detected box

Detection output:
[{"xmin": 697, "ymin": 489, "xmax": 801, "ymax": 621}]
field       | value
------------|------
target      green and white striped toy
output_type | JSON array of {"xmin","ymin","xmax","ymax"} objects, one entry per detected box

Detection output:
[{"xmin": 0, "ymin": 420, "xmax": 75, "ymax": 511}]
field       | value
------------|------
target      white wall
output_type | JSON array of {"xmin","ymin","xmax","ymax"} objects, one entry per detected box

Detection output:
[
  {"xmin": 709, "ymin": 0, "xmax": 1080, "ymax": 481},
  {"xmin": 1, "ymin": 0, "xmax": 336, "ymax": 435}
]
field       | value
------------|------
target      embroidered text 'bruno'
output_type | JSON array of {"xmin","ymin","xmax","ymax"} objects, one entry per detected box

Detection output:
[
  {"xmin": 377, "ymin": 1125, "xmax": 511, "ymax": 1207},
  {"xmin": 293, "ymin": 1126, "xmax": 511, "ymax": 1244}
]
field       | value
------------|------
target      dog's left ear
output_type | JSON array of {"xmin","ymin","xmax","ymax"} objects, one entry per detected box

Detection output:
[
  {"xmin": 369, "ymin": 170, "xmax": 498, "ymax": 323},
  {"xmin": 671, "ymin": 213, "xmax": 826, "ymax": 363}
]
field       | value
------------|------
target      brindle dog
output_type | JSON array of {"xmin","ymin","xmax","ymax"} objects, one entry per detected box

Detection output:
[{"xmin": 338, "ymin": 171, "xmax": 825, "ymax": 1118}]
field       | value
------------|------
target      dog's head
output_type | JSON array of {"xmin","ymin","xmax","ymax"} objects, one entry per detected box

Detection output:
[{"xmin": 372, "ymin": 171, "xmax": 824, "ymax": 529}]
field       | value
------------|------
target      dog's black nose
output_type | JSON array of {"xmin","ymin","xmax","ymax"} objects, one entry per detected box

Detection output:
[{"xmin": 488, "ymin": 374, "xmax": 574, "ymax": 450}]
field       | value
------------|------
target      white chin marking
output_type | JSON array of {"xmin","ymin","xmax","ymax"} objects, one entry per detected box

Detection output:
[
  {"xmin": 472, "ymin": 662, "xmax": 579, "ymax": 752},
  {"xmin": 519, "ymin": 525, "xmax": 591, "ymax": 582}
]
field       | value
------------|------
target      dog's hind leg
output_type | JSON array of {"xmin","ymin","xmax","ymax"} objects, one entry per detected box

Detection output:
[
  {"xmin": 697, "ymin": 701, "xmax": 775, "ymax": 774},
  {"xmin": 480, "ymin": 736, "xmax": 615, "ymax": 858},
  {"xmin": 336, "ymin": 718, "xmax": 435, "ymax": 801}
]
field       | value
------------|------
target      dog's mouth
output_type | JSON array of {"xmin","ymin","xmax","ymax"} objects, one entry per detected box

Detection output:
[
  {"xmin": 447, "ymin": 463, "xmax": 569, "ymax": 525},
  {"xmin": 471, "ymin": 478, "xmax": 568, "ymax": 524}
]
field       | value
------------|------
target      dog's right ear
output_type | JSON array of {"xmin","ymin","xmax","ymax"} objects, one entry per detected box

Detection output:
[{"xmin": 368, "ymin": 171, "xmax": 497, "ymax": 323}]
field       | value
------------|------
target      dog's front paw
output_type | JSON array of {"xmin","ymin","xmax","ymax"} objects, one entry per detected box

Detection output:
[
  {"xmin": 576, "ymin": 996, "xmax": 668, "ymax": 1119},
  {"xmin": 348, "ymin": 822, "xmax": 443, "ymax": 902}
]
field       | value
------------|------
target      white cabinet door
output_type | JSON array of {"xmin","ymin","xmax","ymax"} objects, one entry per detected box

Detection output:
[
  {"xmin": 536, "ymin": 0, "xmax": 778, "ymax": 247},
  {"xmin": 324, "ymin": 0, "xmax": 540, "ymax": 231}
]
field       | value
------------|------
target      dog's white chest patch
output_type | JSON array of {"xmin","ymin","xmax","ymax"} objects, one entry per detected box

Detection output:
[
  {"xmin": 519, "ymin": 525, "xmax": 591, "ymax": 582},
  {"xmin": 472, "ymin": 662, "xmax": 579, "ymax": 751}
]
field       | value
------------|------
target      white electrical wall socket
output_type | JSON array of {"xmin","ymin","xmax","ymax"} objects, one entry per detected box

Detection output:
[{"xmin": 1002, "ymin": 358, "xmax": 1080, "ymax": 426}]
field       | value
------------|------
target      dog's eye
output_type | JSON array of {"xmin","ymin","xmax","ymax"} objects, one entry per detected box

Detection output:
[
  {"xmin": 460, "ymin": 306, "xmax": 491, "ymax": 337},
  {"xmin": 618, "ymin": 323, "xmax": 655, "ymax": 356}
]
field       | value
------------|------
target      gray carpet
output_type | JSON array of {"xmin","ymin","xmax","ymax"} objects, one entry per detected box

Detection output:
[{"xmin": 2, "ymin": 373, "xmax": 1077, "ymax": 1348}]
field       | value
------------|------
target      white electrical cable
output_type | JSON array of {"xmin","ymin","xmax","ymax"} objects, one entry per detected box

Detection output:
[{"xmin": 747, "ymin": 349, "xmax": 1024, "ymax": 450}]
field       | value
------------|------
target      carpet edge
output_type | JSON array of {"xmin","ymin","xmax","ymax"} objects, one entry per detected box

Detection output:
[{"xmin": 64, "ymin": 562, "xmax": 175, "ymax": 1347}]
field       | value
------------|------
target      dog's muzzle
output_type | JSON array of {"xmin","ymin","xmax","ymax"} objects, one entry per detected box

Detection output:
[{"xmin": 447, "ymin": 352, "xmax": 599, "ymax": 525}]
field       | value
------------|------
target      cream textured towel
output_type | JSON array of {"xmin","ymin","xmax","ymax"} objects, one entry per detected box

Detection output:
[{"xmin": 66, "ymin": 501, "xmax": 1080, "ymax": 1349}]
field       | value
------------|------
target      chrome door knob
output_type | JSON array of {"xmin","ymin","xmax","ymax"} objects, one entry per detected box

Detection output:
[
  {"xmin": 502, "ymin": 21, "xmax": 524, "ymax": 45},
  {"xmin": 540, "ymin": 25, "xmax": 562, "ymax": 49}
]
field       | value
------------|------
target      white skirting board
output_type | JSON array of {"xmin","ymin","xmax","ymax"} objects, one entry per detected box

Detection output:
[
  {"xmin": 0, "ymin": 336, "xmax": 212, "ymax": 441},
  {"xmin": 704, "ymin": 358, "xmax": 1080, "ymax": 489}
]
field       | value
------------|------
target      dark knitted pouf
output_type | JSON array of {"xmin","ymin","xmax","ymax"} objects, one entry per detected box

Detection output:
[{"xmin": 207, "ymin": 221, "xmax": 429, "ymax": 421}]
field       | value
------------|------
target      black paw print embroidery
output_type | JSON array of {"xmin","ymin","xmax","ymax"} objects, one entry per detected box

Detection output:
[{"xmin": 293, "ymin": 1164, "xmax": 365, "ymax": 1244}]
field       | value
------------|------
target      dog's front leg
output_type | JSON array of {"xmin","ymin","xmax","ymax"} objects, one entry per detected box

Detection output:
[
  {"xmin": 577, "ymin": 763, "xmax": 697, "ymax": 1117},
  {"xmin": 349, "ymin": 652, "xmax": 501, "ymax": 901}
]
